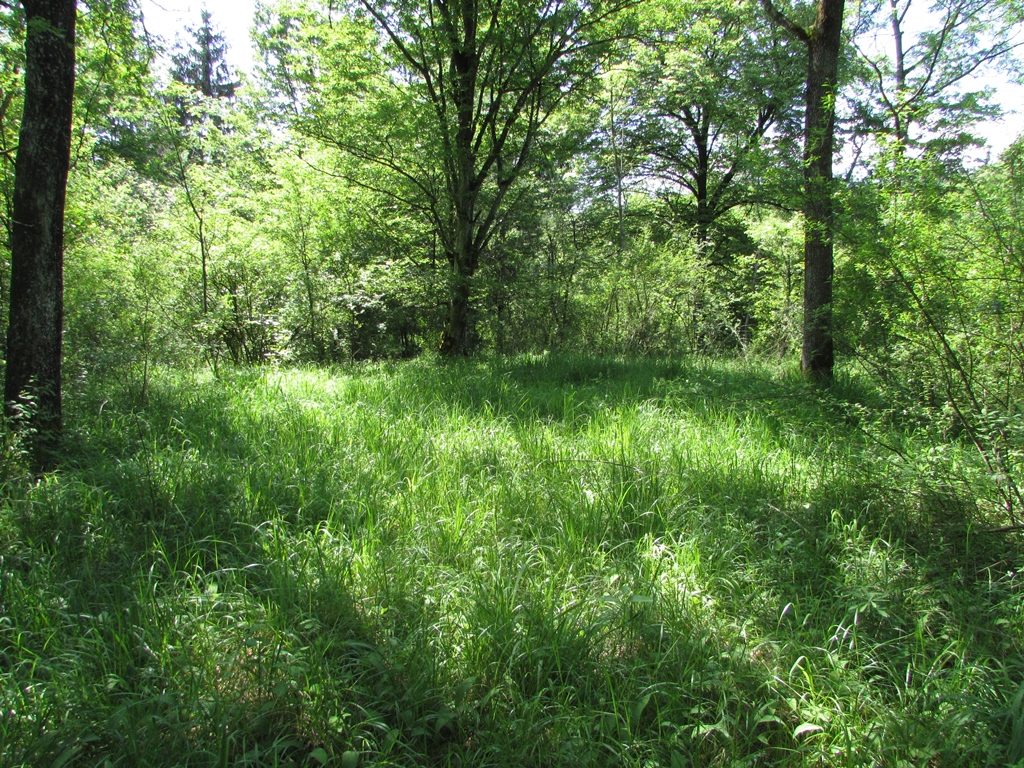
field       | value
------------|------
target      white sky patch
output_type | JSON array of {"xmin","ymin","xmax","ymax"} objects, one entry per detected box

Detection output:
[
  {"xmin": 963, "ymin": 78, "xmax": 1024, "ymax": 159},
  {"xmin": 850, "ymin": 0, "xmax": 1024, "ymax": 155},
  {"xmin": 139, "ymin": 0, "xmax": 258, "ymax": 76}
]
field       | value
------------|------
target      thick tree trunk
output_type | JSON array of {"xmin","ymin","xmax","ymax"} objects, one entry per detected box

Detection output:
[
  {"xmin": 439, "ymin": 242, "xmax": 479, "ymax": 357},
  {"xmin": 801, "ymin": 0, "xmax": 844, "ymax": 381},
  {"xmin": 761, "ymin": 0, "xmax": 844, "ymax": 381},
  {"xmin": 438, "ymin": 196, "xmax": 481, "ymax": 355},
  {"xmin": 440, "ymin": 268, "xmax": 473, "ymax": 357},
  {"xmin": 438, "ymin": 35, "xmax": 480, "ymax": 358},
  {"xmin": 4, "ymin": 0, "xmax": 76, "ymax": 470}
]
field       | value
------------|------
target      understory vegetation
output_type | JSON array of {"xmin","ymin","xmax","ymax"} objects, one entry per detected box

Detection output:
[{"xmin": 3, "ymin": 357, "xmax": 1023, "ymax": 766}]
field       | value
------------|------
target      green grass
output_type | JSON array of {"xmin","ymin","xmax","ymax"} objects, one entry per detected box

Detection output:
[{"xmin": 2, "ymin": 355, "xmax": 1023, "ymax": 766}]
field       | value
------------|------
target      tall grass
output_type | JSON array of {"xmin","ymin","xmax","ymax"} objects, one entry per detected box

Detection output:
[{"xmin": 2, "ymin": 356, "xmax": 1022, "ymax": 766}]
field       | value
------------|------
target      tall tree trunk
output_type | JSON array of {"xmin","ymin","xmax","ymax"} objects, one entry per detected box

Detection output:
[
  {"xmin": 607, "ymin": 79, "xmax": 627, "ymax": 258},
  {"xmin": 438, "ymin": 147, "xmax": 480, "ymax": 356},
  {"xmin": 888, "ymin": 0, "xmax": 909, "ymax": 144},
  {"xmin": 438, "ymin": 34, "xmax": 480, "ymax": 358},
  {"xmin": 801, "ymin": 0, "xmax": 844, "ymax": 380},
  {"xmin": 761, "ymin": 0, "xmax": 844, "ymax": 381},
  {"xmin": 4, "ymin": 0, "xmax": 76, "ymax": 470},
  {"xmin": 694, "ymin": 121, "xmax": 712, "ymax": 248}
]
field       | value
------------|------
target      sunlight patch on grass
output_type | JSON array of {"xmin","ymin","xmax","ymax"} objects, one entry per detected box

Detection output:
[{"xmin": 2, "ymin": 356, "xmax": 1022, "ymax": 765}]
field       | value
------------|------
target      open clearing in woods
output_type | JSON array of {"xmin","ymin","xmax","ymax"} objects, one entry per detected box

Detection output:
[{"xmin": 2, "ymin": 356, "xmax": 1023, "ymax": 766}]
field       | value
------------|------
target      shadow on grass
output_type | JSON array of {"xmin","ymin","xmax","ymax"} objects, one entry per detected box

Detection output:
[{"xmin": 2, "ymin": 356, "xmax": 1021, "ymax": 765}]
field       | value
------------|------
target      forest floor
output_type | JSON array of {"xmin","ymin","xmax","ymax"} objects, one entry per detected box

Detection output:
[{"xmin": 2, "ymin": 355, "xmax": 1023, "ymax": 766}]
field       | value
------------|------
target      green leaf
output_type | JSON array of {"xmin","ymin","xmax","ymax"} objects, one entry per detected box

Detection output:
[
  {"xmin": 51, "ymin": 747, "xmax": 83, "ymax": 768},
  {"xmin": 793, "ymin": 722, "xmax": 823, "ymax": 738},
  {"xmin": 632, "ymin": 692, "xmax": 653, "ymax": 721}
]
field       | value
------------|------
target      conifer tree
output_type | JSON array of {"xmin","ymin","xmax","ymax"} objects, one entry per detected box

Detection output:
[{"xmin": 170, "ymin": 9, "xmax": 237, "ymax": 100}]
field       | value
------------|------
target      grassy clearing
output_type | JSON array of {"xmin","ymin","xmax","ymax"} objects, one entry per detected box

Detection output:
[{"xmin": 2, "ymin": 355, "xmax": 1023, "ymax": 766}]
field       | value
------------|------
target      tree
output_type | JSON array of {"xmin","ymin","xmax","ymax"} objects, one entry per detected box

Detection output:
[
  {"xmin": 259, "ymin": 0, "xmax": 634, "ymax": 356},
  {"xmin": 851, "ymin": 0, "xmax": 1022, "ymax": 154},
  {"xmin": 4, "ymin": 0, "xmax": 76, "ymax": 469},
  {"xmin": 167, "ymin": 11, "xmax": 249, "ymax": 357},
  {"xmin": 171, "ymin": 9, "xmax": 238, "ymax": 100},
  {"xmin": 630, "ymin": 0, "xmax": 803, "ymax": 250},
  {"xmin": 0, "ymin": 7, "xmax": 26, "ymax": 359},
  {"xmin": 761, "ymin": 0, "xmax": 846, "ymax": 380},
  {"xmin": 361, "ymin": 0, "xmax": 631, "ymax": 357}
]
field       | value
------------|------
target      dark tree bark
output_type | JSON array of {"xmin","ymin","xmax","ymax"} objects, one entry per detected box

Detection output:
[
  {"xmin": 440, "ymin": 267, "xmax": 477, "ymax": 357},
  {"xmin": 761, "ymin": 0, "xmax": 845, "ymax": 381},
  {"xmin": 437, "ymin": 27, "xmax": 485, "ymax": 357},
  {"xmin": 4, "ymin": 0, "xmax": 77, "ymax": 469}
]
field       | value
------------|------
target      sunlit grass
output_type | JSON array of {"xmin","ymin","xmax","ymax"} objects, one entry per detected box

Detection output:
[{"xmin": 2, "ymin": 356, "xmax": 1022, "ymax": 766}]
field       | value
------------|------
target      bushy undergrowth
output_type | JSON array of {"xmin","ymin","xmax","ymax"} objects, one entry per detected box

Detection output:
[{"xmin": 2, "ymin": 356, "xmax": 1023, "ymax": 766}]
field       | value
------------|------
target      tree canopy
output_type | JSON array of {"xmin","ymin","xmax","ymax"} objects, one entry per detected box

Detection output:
[{"xmin": 0, "ymin": 0, "xmax": 1021, "ymax": 436}]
